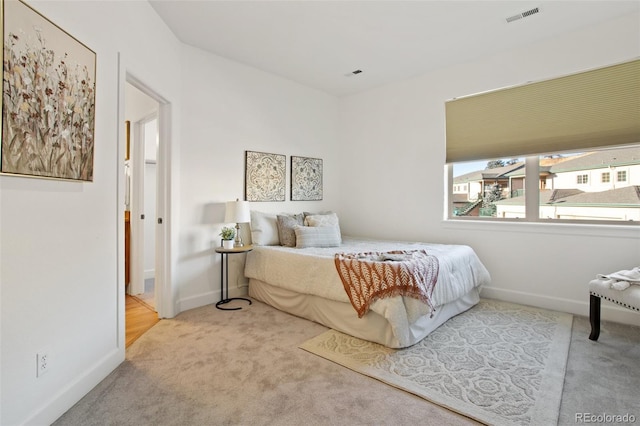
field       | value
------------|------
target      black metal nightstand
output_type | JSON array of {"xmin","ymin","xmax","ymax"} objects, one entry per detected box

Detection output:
[{"xmin": 214, "ymin": 245, "xmax": 253, "ymax": 310}]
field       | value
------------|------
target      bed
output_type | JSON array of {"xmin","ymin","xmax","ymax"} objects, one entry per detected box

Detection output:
[{"xmin": 244, "ymin": 227, "xmax": 491, "ymax": 348}]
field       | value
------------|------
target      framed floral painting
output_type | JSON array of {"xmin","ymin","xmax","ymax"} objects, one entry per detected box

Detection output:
[
  {"xmin": 245, "ymin": 151, "xmax": 286, "ymax": 202},
  {"xmin": 291, "ymin": 156, "xmax": 322, "ymax": 201},
  {"xmin": 2, "ymin": 0, "xmax": 96, "ymax": 181}
]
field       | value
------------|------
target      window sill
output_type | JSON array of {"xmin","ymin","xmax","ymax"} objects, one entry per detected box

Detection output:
[{"xmin": 442, "ymin": 218, "xmax": 639, "ymax": 239}]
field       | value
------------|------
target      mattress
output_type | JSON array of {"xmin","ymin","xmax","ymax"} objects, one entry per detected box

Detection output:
[{"xmin": 244, "ymin": 237, "xmax": 491, "ymax": 347}]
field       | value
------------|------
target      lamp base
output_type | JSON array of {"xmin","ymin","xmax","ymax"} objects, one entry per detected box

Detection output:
[{"xmin": 234, "ymin": 223, "xmax": 243, "ymax": 247}]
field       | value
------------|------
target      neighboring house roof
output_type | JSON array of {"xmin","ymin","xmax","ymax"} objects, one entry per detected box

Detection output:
[
  {"xmin": 549, "ymin": 146, "xmax": 640, "ymax": 173},
  {"xmin": 494, "ymin": 190, "xmax": 553, "ymax": 206},
  {"xmin": 503, "ymin": 168, "xmax": 523, "ymax": 178},
  {"xmin": 551, "ymin": 185, "xmax": 640, "ymax": 205},
  {"xmin": 548, "ymin": 188, "xmax": 584, "ymax": 202},
  {"xmin": 506, "ymin": 156, "xmax": 579, "ymax": 178},
  {"xmin": 454, "ymin": 147, "xmax": 639, "ymax": 182},
  {"xmin": 539, "ymin": 156, "xmax": 580, "ymax": 167},
  {"xmin": 454, "ymin": 163, "xmax": 524, "ymax": 183},
  {"xmin": 495, "ymin": 186, "xmax": 640, "ymax": 206}
]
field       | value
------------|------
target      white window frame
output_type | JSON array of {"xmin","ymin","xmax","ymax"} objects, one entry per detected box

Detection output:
[{"xmin": 445, "ymin": 154, "xmax": 638, "ymax": 227}]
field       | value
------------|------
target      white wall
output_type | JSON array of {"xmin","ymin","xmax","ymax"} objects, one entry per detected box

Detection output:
[
  {"xmin": 337, "ymin": 13, "xmax": 640, "ymax": 324},
  {"xmin": 0, "ymin": 1, "xmax": 182, "ymax": 425},
  {"xmin": 176, "ymin": 44, "xmax": 339, "ymax": 311},
  {"xmin": 2, "ymin": 3, "xmax": 638, "ymax": 425},
  {"xmin": 1, "ymin": 2, "xmax": 339, "ymax": 422}
]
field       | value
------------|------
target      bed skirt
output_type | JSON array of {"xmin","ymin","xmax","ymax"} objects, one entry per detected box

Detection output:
[{"xmin": 248, "ymin": 278, "xmax": 481, "ymax": 348}]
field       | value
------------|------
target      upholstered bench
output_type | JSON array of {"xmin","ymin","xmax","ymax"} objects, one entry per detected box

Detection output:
[{"xmin": 589, "ymin": 278, "xmax": 640, "ymax": 341}]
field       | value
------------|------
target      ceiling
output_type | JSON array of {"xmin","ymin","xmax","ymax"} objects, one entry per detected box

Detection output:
[{"xmin": 149, "ymin": 1, "xmax": 639, "ymax": 97}]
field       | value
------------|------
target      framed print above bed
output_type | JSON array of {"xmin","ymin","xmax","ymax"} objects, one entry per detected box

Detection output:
[
  {"xmin": 2, "ymin": 0, "xmax": 97, "ymax": 181},
  {"xmin": 291, "ymin": 156, "xmax": 323, "ymax": 201},
  {"xmin": 245, "ymin": 151, "xmax": 286, "ymax": 202}
]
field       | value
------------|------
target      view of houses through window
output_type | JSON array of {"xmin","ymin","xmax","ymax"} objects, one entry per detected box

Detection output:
[{"xmin": 451, "ymin": 145, "xmax": 640, "ymax": 222}]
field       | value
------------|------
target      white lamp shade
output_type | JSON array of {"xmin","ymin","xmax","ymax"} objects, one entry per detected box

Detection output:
[{"xmin": 224, "ymin": 199, "xmax": 250, "ymax": 223}]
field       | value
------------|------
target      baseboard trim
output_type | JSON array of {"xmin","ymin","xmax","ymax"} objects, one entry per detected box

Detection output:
[
  {"xmin": 177, "ymin": 291, "xmax": 217, "ymax": 312},
  {"xmin": 481, "ymin": 286, "xmax": 640, "ymax": 326},
  {"xmin": 24, "ymin": 348, "xmax": 124, "ymax": 426},
  {"xmin": 177, "ymin": 286, "xmax": 249, "ymax": 313}
]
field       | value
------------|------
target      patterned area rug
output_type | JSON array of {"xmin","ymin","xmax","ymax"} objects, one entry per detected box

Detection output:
[{"xmin": 300, "ymin": 299, "xmax": 572, "ymax": 426}]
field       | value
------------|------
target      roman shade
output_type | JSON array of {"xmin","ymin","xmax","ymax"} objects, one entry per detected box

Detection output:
[{"xmin": 445, "ymin": 59, "xmax": 640, "ymax": 163}]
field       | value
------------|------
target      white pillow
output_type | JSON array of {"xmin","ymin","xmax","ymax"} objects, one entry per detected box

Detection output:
[
  {"xmin": 305, "ymin": 212, "xmax": 339, "ymax": 227},
  {"xmin": 303, "ymin": 211, "xmax": 334, "ymax": 225},
  {"xmin": 295, "ymin": 225, "xmax": 341, "ymax": 248},
  {"xmin": 250, "ymin": 211, "xmax": 280, "ymax": 246}
]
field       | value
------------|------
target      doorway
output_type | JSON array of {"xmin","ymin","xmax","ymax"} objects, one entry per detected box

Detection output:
[
  {"xmin": 124, "ymin": 79, "xmax": 165, "ymax": 324},
  {"xmin": 127, "ymin": 109, "xmax": 159, "ymax": 310}
]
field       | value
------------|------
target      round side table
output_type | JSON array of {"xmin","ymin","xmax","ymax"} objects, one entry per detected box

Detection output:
[{"xmin": 214, "ymin": 245, "xmax": 253, "ymax": 310}]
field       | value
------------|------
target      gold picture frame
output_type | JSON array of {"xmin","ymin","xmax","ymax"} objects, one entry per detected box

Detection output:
[{"xmin": 1, "ymin": 0, "xmax": 96, "ymax": 181}]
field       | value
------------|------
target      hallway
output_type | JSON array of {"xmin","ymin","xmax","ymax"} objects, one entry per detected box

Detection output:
[{"xmin": 125, "ymin": 295, "xmax": 159, "ymax": 348}]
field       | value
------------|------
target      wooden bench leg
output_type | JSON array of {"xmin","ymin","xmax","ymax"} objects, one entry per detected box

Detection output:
[{"xmin": 589, "ymin": 294, "xmax": 601, "ymax": 341}]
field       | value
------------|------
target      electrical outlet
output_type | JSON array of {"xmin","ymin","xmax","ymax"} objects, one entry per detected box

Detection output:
[{"xmin": 36, "ymin": 352, "xmax": 49, "ymax": 377}]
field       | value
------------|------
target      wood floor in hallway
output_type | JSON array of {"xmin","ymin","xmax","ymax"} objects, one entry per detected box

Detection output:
[{"xmin": 126, "ymin": 295, "xmax": 160, "ymax": 348}]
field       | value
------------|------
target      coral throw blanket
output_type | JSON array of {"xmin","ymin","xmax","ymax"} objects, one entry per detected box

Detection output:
[{"xmin": 334, "ymin": 250, "xmax": 439, "ymax": 318}]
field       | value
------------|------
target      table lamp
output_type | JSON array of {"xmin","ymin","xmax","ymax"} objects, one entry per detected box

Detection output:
[{"xmin": 224, "ymin": 198, "xmax": 250, "ymax": 247}]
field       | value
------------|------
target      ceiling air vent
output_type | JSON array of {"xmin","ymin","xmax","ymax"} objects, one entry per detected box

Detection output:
[
  {"xmin": 344, "ymin": 69, "xmax": 363, "ymax": 77},
  {"xmin": 506, "ymin": 7, "xmax": 540, "ymax": 23}
]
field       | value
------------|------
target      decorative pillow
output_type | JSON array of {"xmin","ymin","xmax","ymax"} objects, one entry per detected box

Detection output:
[
  {"xmin": 250, "ymin": 211, "xmax": 280, "ymax": 246},
  {"xmin": 305, "ymin": 212, "xmax": 339, "ymax": 227},
  {"xmin": 276, "ymin": 213, "xmax": 304, "ymax": 247},
  {"xmin": 295, "ymin": 225, "xmax": 342, "ymax": 248},
  {"xmin": 303, "ymin": 211, "xmax": 333, "ymax": 226}
]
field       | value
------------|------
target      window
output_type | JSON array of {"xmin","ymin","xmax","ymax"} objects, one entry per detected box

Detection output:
[
  {"xmin": 449, "ymin": 145, "xmax": 640, "ymax": 223},
  {"xmin": 452, "ymin": 159, "xmax": 526, "ymax": 218},
  {"xmin": 445, "ymin": 59, "xmax": 639, "ymax": 224},
  {"xmin": 453, "ymin": 183, "xmax": 468, "ymax": 192}
]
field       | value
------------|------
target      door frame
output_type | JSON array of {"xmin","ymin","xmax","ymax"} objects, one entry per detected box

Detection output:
[
  {"xmin": 118, "ymin": 53, "xmax": 173, "ymax": 351},
  {"xmin": 126, "ymin": 74, "xmax": 170, "ymax": 319}
]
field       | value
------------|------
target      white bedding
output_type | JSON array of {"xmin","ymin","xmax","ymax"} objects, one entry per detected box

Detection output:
[{"xmin": 244, "ymin": 237, "xmax": 491, "ymax": 347}]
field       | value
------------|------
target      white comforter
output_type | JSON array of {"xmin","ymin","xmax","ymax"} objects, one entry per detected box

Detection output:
[{"xmin": 244, "ymin": 237, "xmax": 491, "ymax": 343}]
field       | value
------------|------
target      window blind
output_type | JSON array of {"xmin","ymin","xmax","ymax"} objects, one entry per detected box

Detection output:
[{"xmin": 445, "ymin": 59, "xmax": 640, "ymax": 163}]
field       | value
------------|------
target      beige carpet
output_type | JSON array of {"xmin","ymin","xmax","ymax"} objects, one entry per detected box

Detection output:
[
  {"xmin": 300, "ymin": 299, "xmax": 573, "ymax": 426},
  {"xmin": 55, "ymin": 298, "xmax": 478, "ymax": 426},
  {"xmin": 53, "ymin": 297, "xmax": 640, "ymax": 426}
]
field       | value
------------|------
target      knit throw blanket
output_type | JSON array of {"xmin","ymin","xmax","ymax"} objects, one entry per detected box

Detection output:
[{"xmin": 334, "ymin": 250, "xmax": 439, "ymax": 318}]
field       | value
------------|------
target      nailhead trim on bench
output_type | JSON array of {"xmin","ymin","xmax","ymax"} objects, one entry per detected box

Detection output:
[{"xmin": 590, "ymin": 291, "xmax": 640, "ymax": 312}]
